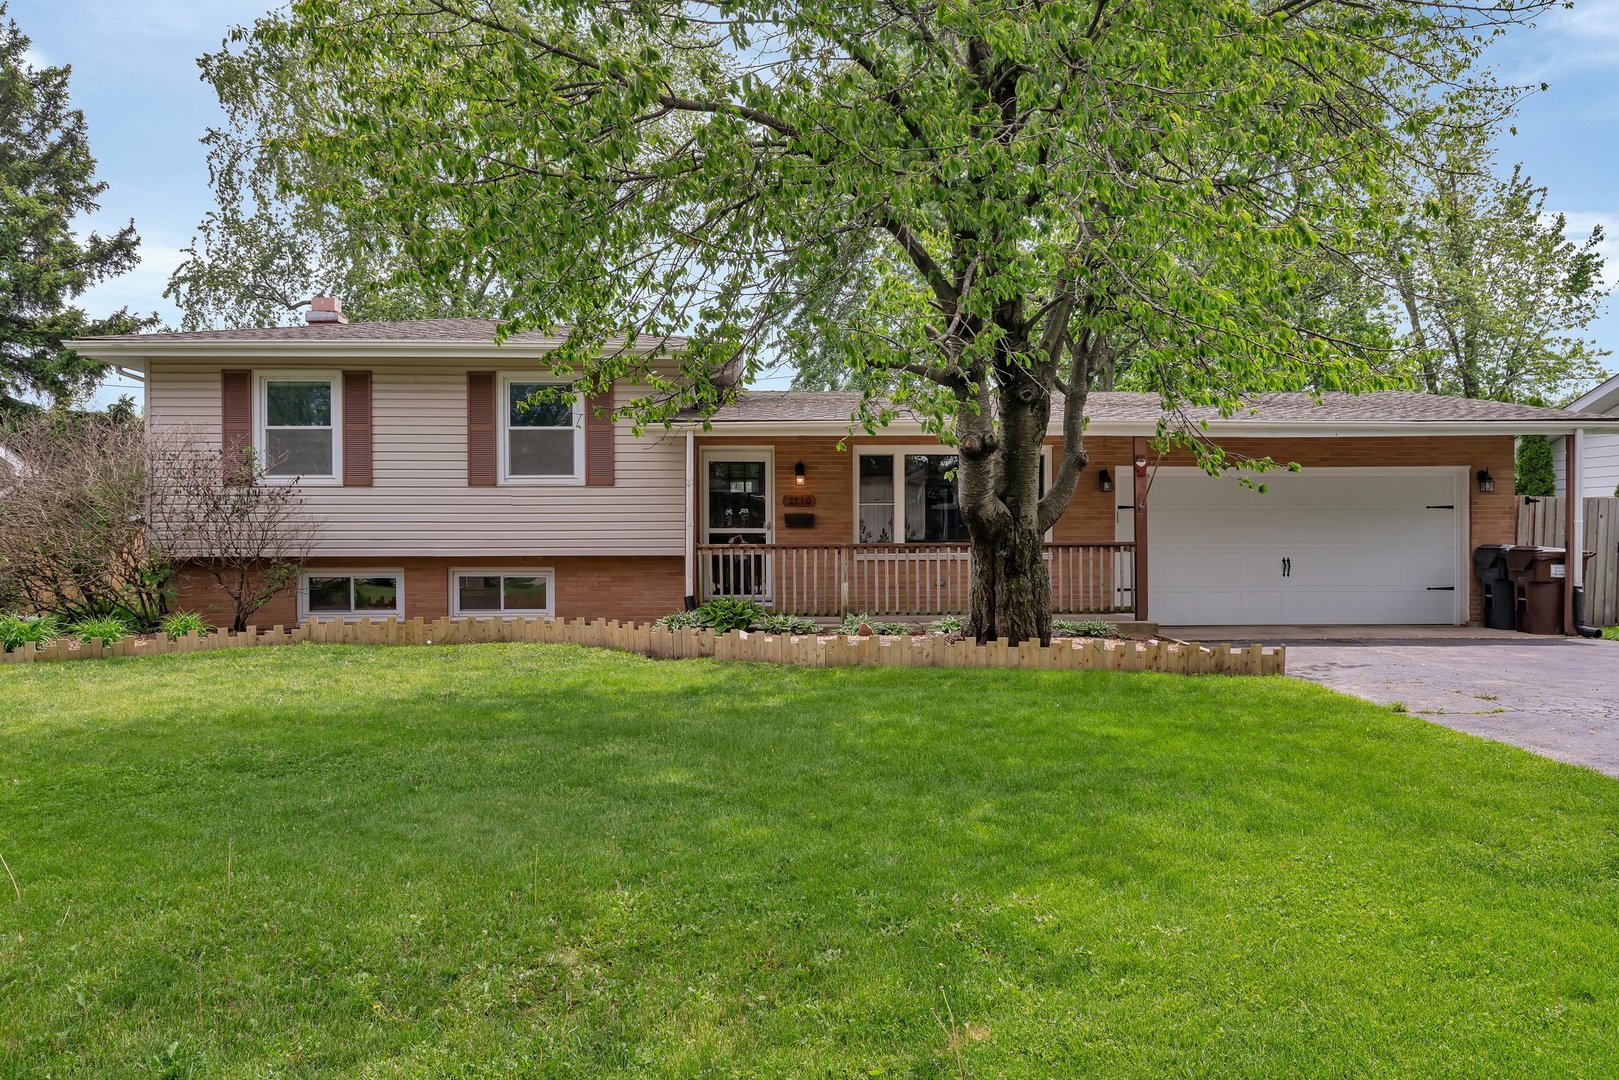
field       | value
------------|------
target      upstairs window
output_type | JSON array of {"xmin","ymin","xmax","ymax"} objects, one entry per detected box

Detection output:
[
  {"xmin": 258, "ymin": 374, "xmax": 340, "ymax": 481},
  {"xmin": 501, "ymin": 378, "xmax": 583, "ymax": 483}
]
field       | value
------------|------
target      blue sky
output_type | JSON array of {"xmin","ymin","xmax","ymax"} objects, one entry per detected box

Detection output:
[{"xmin": 13, "ymin": 0, "xmax": 1619, "ymax": 406}]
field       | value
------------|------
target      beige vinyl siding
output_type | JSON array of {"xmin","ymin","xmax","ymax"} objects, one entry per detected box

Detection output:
[{"xmin": 147, "ymin": 358, "xmax": 686, "ymax": 557}]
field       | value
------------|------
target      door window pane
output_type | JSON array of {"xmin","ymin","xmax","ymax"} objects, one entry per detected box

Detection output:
[
  {"xmin": 858, "ymin": 454, "xmax": 895, "ymax": 543},
  {"xmin": 904, "ymin": 454, "xmax": 966, "ymax": 541},
  {"xmin": 707, "ymin": 460, "xmax": 766, "ymax": 532},
  {"xmin": 307, "ymin": 576, "xmax": 351, "ymax": 612}
]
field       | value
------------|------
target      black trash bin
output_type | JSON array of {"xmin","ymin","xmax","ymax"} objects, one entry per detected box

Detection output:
[{"xmin": 1472, "ymin": 544, "xmax": 1515, "ymax": 631}]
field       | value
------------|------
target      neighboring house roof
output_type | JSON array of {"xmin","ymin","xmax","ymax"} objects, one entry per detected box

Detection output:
[
  {"xmin": 1566, "ymin": 371, "xmax": 1619, "ymax": 416},
  {"xmin": 687, "ymin": 390, "xmax": 1619, "ymax": 437},
  {"xmin": 66, "ymin": 317, "xmax": 686, "ymax": 364}
]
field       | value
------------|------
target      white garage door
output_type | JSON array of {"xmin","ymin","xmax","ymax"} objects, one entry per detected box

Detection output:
[{"xmin": 1116, "ymin": 468, "xmax": 1466, "ymax": 626}]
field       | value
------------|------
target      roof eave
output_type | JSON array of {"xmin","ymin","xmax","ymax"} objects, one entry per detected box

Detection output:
[
  {"xmin": 62, "ymin": 338, "xmax": 685, "ymax": 362},
  {"xmin": 678, "ymin": 417, "xmax": 1619, "ymax": 437},
  {"xmin": 1567, "ymin": 371, "xmax": 1619, "ymax": 415}
]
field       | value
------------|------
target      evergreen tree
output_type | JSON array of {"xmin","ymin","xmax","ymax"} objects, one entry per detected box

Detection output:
[{"xmin": 0, "ymin": 3, "xmax": 151, "ymax": 409}]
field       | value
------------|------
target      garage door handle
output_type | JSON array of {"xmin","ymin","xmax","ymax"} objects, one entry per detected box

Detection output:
[
  {"xmin": 1426, "ymin": 586, "xmax": 1455, "ymax": 591},
  {"xmin": 1425, "ymin": 504, "xmax": 1455, "ymax": 510}
]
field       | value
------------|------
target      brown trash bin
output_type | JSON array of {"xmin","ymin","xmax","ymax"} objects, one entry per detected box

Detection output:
[{"xmin": 1505, "ymin": 546, "xmax": 1567, "ymax": 635}]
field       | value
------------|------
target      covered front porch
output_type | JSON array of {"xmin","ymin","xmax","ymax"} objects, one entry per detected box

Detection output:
[{"xmin": 683, "ymin": 430, "xmax": 1153, "ymax": 620}]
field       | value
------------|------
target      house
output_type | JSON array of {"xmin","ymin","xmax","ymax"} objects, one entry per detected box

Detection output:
[
  {"xmin": 68, "ymin": 309, "xmax": 1619, "ymax": 631},
  {"xmin": 1551, "ymin": 370, "xmax": 1619, "ymax": 498}
]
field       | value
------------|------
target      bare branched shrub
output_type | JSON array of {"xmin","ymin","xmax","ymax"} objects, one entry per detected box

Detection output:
[
  {"xmin": 0, "ymin": 411, "xmax": 165, "ymax": 623},
  {"xmin": 0, "ymin": 412, "xmax": 322, "ymax": 630},
  {"xmin": 146, "ymin": 438, "xmax": 322, "ymax": 632}
]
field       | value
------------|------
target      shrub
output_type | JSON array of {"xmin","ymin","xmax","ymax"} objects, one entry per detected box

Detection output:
[
  {"xmin": 754, "ymin": 612, "xmax": 820, "ymax": 635},
  {"xmin": 694, "ymin": 597, "xmax": 766, "ymax": 634},
  {"xmin": 837, "ymin": 612, "xmax": 913, "ymax": 636},
  {"xmin": 652, "ymin": 598, "xmax": 768, "ymax": 634},
  {"xmin": 161, "ymin": 610, "xmax": 213, "ymax": 640},
  {"xmin": 69, "ymin": 614, "xmax": 135, "ymax": 644},
  {"xmin": 0, "ymin": 613, "xmax": 62, "ymax": 652},
  {"xmin": 652, "ymin": 609, "xmax": 705, "ymax": 630},
  {"xmin": 925, "ymin": 614, "xmax": 964, "ymax": 635},
  {"xmin": 1053, "ymin": 618, "xmax": 1117, "ymax": 638},
  {"xmin": 1514, "ymin": 435, "xmax": 1556, "ymax": 497}
]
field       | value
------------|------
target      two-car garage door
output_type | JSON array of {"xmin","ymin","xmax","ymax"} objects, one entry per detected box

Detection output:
[{"xmin": 1116, "ymin": 468, "xmax": 1467, "ymax": 625}]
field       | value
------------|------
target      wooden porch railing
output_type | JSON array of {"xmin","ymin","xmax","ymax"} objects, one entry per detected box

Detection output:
[{"xmin": 697, "ymin": 542, "xmax": 1135, "ymax": 617}]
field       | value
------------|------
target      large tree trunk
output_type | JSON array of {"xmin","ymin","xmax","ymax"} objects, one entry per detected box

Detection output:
[
  {"xmin": 959, "ymin": 379, "xmax": 1055, "ymax": 646},
  {"xmin": 968, "ymin": 524, "xmax": 1051, "ymax": 646}
]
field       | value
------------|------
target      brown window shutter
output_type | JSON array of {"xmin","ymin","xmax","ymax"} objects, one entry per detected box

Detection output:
[
  {"xmin": 467, "ymin": 371, "xmax": 497, "ymax": 486},
  {"xmin": 220, "ymin": 369, "xmax": 252, "ymax": 483},
  {"xmin": 342, "ymin": 371, "xmax": 373, "ymax": 486},
  {"xmin": 585, "ymin": 385, "xmax": 615, "ymax": 486}
]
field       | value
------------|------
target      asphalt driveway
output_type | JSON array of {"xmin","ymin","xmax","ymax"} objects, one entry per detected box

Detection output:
[{"xmin": 1168, "ymin": 626, "xmax": 1619, "ymax": 777}]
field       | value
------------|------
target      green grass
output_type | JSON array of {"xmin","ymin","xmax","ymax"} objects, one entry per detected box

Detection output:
[
  {"xmin": 1602, "ymin": 625, "xmax": 1618, "ymax": 641},
  {"xmin": 3, "ymin": 644, "xmax": 1619, "ymax": 1076}
]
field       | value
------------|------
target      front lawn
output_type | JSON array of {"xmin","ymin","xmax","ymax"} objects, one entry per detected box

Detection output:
[{"xmin": 3, "ymin": 644, "xmax": 1618, "ymax": 1076}]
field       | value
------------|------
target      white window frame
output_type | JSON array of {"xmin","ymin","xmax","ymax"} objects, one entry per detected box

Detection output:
[
  {"xmin": 255, "ymin": 371, "xmax": 342, "ymax": 485},
  {"xmin": 851, "ymin": 445, "xmax": 1053, "ymax": 544},
  {"xmin": 448, "ymin": 567, "xmax": 557, "ymax": 619},
  {"xmin": 298, "ymin": 569, "xmax": 405, "ymax": 621},
  {"xmin": 498, "ymin": 374, "xmax": 585, "ymax": 486}
]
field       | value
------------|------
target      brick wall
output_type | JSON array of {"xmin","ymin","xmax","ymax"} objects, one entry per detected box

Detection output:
[{"xmin": 172, "ymin": 555, "xmax": 686, "ymax": 630}]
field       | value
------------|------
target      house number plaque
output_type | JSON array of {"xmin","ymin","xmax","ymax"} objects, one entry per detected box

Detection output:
[{"xmin": 783, "ymin": 495, "xmax": 817, "ymax": 507}]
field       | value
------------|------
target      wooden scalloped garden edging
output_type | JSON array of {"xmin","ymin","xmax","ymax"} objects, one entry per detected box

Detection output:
[{"xmin": 1, "ymin": 616, "xmax": 1284, "ymax": 676}]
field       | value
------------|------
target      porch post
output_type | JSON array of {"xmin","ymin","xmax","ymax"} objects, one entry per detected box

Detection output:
[
  {"xmin": 1132, "ymin": 435, "xmax": 1150, "ymax": 624},
  {"xmin": 683, "ymin": 431, "xmax": 696, "ymax": 606}
]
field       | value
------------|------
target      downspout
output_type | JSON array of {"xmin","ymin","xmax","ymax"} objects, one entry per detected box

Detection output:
[
  {"xmin": 683, "ymin": 431, "xmax": 697, "ymax": 608},
  {"xmin": 1569, "ymin": 427, "xmax": 1601, "ymax": 637}
]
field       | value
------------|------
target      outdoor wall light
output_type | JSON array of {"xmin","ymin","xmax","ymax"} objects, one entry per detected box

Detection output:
[
  {"xmin": 1477, "ymin": 468, "xmax": 1495, "ymax": 493},
  {"xmin": 1097, "ymin": 468, "xmax": 1113, "ymax": 493},
  {"xmin": 794, "ymin": 461, "xmax": 807, "ymax": 486}
]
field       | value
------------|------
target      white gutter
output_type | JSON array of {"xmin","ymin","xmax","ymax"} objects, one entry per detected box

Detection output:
[{"xmin": 673, "ymin": 417, "xmax": 1619, "ymax": 438}]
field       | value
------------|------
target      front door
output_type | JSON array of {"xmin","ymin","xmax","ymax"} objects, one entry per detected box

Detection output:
[{"xmin": 703, "ymin": 453, "xmax": 773, "ymax": 602}]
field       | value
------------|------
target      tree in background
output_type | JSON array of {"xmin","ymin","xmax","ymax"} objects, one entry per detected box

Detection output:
[
  {"xmin": 1386, "ymin": 131, "xmax": 1608, "ymax": 404},
  {"xmin": 0, "ymin": 4, "xmax": 150, "ymax": 410},
  {"xmin": 277, "ymin": 0, "xmax": 1553, "ymax": 643},
  {"xmin": 165, "ymin": 15, "xmax": 509, "ymax": 329},
  {"xmin": 1514, "ymin": 435, "xmax": 1556, "ymax": 498}
]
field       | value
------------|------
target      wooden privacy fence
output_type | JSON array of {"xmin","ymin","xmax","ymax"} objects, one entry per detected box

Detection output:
[
  {"xmin": 1517, "ymin": 496, "xmax": 1619, "ymax": 625},
  {"xmin": 1, "ymin": 616, "xmax": 1284, "ymax": 676}
]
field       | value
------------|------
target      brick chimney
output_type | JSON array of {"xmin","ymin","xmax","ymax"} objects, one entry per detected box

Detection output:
[{"xmin": 305, "ymin": 296, "xmax": 348, "ymax": 325}]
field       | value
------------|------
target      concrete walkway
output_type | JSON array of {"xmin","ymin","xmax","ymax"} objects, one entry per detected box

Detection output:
[{"xmin": 1165, "ymin": 626, "xmax": 1619, "ymax": 777}]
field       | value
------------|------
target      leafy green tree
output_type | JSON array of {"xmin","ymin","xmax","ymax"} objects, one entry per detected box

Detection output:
[
  {"xmin": 166, "ymin": 11, "xmax": 509, "ymax": 329},
  {"xmin": 278, "ymin": 0, "xmax": 1551, "ymax": 643},
  {"xmin": 0, "ymin": 4, "xmax": 150, "ymax": 409},
  {"xmin": 1387, "ymin": 131, "xmax": 1608, "ymax": 403},
  {"xmin": 1514, "ymin": 435, "xmax": 1556, "ymax": 498}
]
